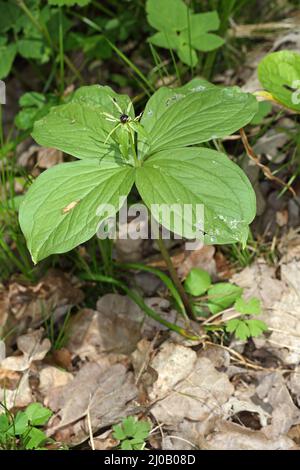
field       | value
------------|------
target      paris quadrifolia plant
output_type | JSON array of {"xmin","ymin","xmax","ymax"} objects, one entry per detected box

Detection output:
[{"xmin": 19, "ymin": 79, "xmax": 258, "ymax": 330}]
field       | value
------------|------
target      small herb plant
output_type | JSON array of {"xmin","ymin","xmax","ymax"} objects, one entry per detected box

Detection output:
[
  {"xmin": 0, "ymin": 402, "xmax": 53, "ymax": 450},
  {"xmin": 19, "ymin": 79, "xmax": 258, "ymax": 264},
  {"xmin": 112, "ymin": 416, "xmax": 151, "ymax": 450},
  {"xmin": 146, "ymin": 0, "xmax": 224, "ymax": 67},
  {"xmin": 184, "ymin": 267, "xmax": 268, "ymax": 341},
  {"xmin": 226, "ymin": 297, "xmax": 268, "ymax": 341}
]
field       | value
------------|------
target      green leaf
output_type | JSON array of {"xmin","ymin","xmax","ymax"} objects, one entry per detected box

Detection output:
[
  {"xmin": 24, "ymin": 427, "xmax": 48, "ymax": 450},
  {"xmin": 189, "ymin": 11, "xmax": 220, "ymax": 33},
  {"xmin": 258, "ymin": 51, "xmax": 300, "ymax": 112},
  {"xmin": 122, "ymin": 416, "xmax": 136, "ymax": 437},
  {"xmin": 0, "ymin": 1, "xmax": 21, "ymax": 33},
  {"xmin": 146, "ymin": 0, "xmax": 188, "ymax": 32},
  {"xmin": 0, "ymin": 43, "xmax": 17, "ymax": 79},
  {"xmin": 25, "ymin": 403, "xmax": 52, "ymax": 426},
  {"xmin": 19, "ymin": 160, "xmax": 135, "ymax": 263},
  {"xmin": 15, "ymin": 108, "xmax": 39, "ymax": 131},
  {"xmin": 136, "ymin": 147, "xmax": 256, "ymax": 243},
  {"xmin": 20, "ymin": 92, "xmax": 46, "ymax": 108},
  {"xmin": 250, "ymin": 101, "xmax": 272, "ymax": 124},
  {"xmin": 234, "ymin": 297, "xmax": 261, "ymax": 315},
  {"xmin": 0, "ymin": 414, "xmax": 9, "ymax": 433},
  {"xmin": 121, "ymin": 440, "xmax": 133, "ymax": 450},
  {"xmin": 190, "ymin": 33, "xmax": 225, "ymax": 52},
  {"xmin": 17, "ymin": 38, "xmax": 45, "ymax": 60},
  {"xmin": 112, "ymin": 424, "xmax": 126, "ymax": 441},
  {"xmin": 12, "ymin": 412, "xmax": 29, "ymax": 435},
  {"xmin": 234, "ymin": 321, "xmax": 251, "ymax": 341},
  {"xmin": 133, "ymin": 421, "xmax": 151, "ymax": 440},
  {"xmin": 184, "ymin": 268, "xmax": 211, "ymax": 296},
  {"xmin": 148, "ymin": 31, "xmax": 180, "ymax": 50},
  {"xmin": 177, "ymin": 44, "xmax": 198, "ymax": 67},
  {"xmin": 32, "ymin": 85, "xmax": 133, "ymax": 160},
  {"xmin": 141, "ymin": 85, "xmax": 258, "ymax": 153},
  {"xmin": 246, "ymin": 319, "xmax": 268, "ymax": 337},
  {"xmin": 207, "ymin": 283, "xmax": 243, "ymax": 314},
  {"xmin": 140, "ymin": 78, "xmax": 215, "ymax": 149}
]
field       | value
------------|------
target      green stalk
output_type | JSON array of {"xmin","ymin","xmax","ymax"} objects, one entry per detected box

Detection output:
[
  {"xmin": 0, "ymin": 104, "xmax": 3, "ymax": 148},
  {"xmin": 117, "ymin": 262, "xmax": 189, "ymax": 322},
  {"xmin": 156, "ymin": 233, "xmax": 195, "ymax": 319},
  {"xmin": 58, "ymin": 7, "xmax": 65, "ymax": 96}
]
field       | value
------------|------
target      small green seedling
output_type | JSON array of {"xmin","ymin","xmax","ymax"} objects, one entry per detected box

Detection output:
[
  {"xmin": 226, "ymin": 297, "xmax": 268, "ymax": 341},
  {"xmin": 184, "ymin": 268, "xmax": 268, "ymax": 341},
  {"xmin": 146, "ymin": 0, "xmax": 224, "ymax": 66},
  {"xmin": 0, "ymin": 402, "xmax": 53, "ymax": 450},
  {"xmin": 112, "ymin": 416, "xmax": 151, "ymax": 450}
]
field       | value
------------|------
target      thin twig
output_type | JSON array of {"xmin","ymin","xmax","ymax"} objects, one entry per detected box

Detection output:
[{"xmin": 240, "ymin": 128, "xmax": 296, "ymax": 197}]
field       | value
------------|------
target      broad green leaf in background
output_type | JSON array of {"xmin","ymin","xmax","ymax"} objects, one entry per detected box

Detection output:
[
  {"xmin": 32, "ymin": 85, "xmax": 133, "ymax": 160},
  {"xmin": 258, "ymin": 51, "xmax": 300, "ymax": 112},
  {"xmin": 184, "ymin": 268, "xmax": 212, "ymax": 296},
  {"xmin": 19, "ymin": 160, "xmax": 135, "ymax": 263},
  {"xmin": 0, "ymin": 43, "xmax": 17, "ymax": 79},
  {"xmin": 142, "ymin": 86, "xmax": 258, "ymax": 153},
  {"xmin": 0, "ymin": 1, "xmax": 21, "ymax": 34},
  {"xmin": 136, "ymin": 148, "xmax": 256, "ymax": 243},
  {"xmin": 146, "ymin": 0, "xmax": 188, "ymax": 32},
  {"xmin": 207, "ymin": 282, "xmax": 243, "ymax": 314}
]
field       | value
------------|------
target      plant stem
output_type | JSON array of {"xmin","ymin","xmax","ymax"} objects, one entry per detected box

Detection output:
[
  {"xmin": 58, "ymin": 7, "xmax": 65, "ymax": 96},
  {"xmin": 81, "ymin": 273, "xmax": 200, "ymax": 340},
  {"xmin": 0, "ymin": 104, "xmax": 3, "ymax": 148},
  {"xmin": 156, "ymin": 232, "xmax": 195, "ymax": 319}
]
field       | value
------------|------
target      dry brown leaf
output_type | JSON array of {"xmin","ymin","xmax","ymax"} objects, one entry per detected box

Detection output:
[
  {"xmin": 0, "ymin": 269, "xmax": 84, "ymax": 338},
  {"xmin": 177, "ymin": 244, "xmax": 216, "ymax": 280},
  {"xmin": 37, "ymin": 147, "xmax": 63, "ymax": 169},
  {"xmin": 256, "ymin": 372, "xmax": 300, "ymax": 438},
  {"xmin": 1, "ymin": 329, "xmax": 50, "ymax": 371},
  {"xmin": 93, "ymin": 430, "xmax": 119, "ymax": 450},
  {"xmin": 46, "ymin": 362, "xmax": 138, "ymax": 445},
  {"xmin": 203, "ymin": 420, "xmax": 295, "ymax": 450},
  {"xmin": 39, "ymin": 366, "xmax": 73, "ymax": 396},
  {"xmin": 150, "ymin": 353, "xmax": 234, "ymax": 427}
]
